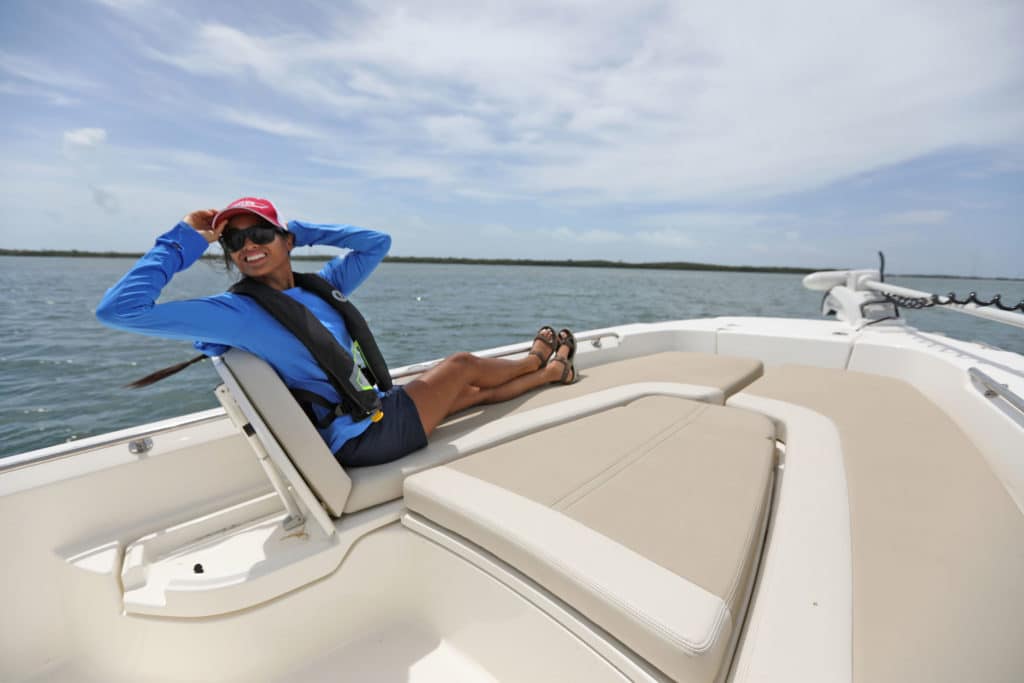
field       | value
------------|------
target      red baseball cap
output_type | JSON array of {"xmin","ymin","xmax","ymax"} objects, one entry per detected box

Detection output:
[{"xmin": 213, "ymin": 197, "xmax": 286, "ymax": 231}]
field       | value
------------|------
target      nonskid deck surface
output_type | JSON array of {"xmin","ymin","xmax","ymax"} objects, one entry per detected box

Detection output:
[
  {"xmin": 284, "ymin": 627, "xmax": 502, "ymax": 683},
  {"xmin": 33, "ymin": 523, "xmax": 639, "ymax": 682}
]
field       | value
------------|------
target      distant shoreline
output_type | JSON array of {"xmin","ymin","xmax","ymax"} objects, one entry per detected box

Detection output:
[{"xmin": 1, "ymin": 248, "xmax": 1020, "ymax": 281}]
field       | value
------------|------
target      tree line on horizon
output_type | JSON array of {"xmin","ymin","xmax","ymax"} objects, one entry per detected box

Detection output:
[
  {"xmin": 0, "ymin": 247, "xmax": 819, "ymax": 273},
  {"xmin": 1, "ymin": 248, "xmax": 1018, "ymax": 280}
]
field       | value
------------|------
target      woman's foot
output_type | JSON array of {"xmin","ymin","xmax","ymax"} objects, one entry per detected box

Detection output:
[
  {"xmin": 529, "ymin": 326, "xmax": 557, "ymax": 368},
  {"xmin": 548, "ymin": 329, "xmax": 577, "ymax": 384}
]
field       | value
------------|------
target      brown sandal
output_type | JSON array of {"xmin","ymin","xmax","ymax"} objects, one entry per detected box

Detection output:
[
  {"xmin": 529, "ymin": 326, "xmax": 557, "ymax": 367},
  {"xmin": 548, "ymin": 355, "xmax": 577, "ymax": 385},
  {"xmin": 549, "ymin": 328, "xmax": 578, "ymax": 384}
]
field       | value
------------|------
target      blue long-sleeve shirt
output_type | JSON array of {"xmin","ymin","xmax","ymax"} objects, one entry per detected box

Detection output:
[{"xmin": 96, "ymin": 219, "xmax": 392, "ymax": 453}]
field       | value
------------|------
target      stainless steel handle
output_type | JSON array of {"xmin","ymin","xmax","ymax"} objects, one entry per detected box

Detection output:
[{"xmin": 969, "ymin": 367, "xmax": 1024, "ymax": 417}]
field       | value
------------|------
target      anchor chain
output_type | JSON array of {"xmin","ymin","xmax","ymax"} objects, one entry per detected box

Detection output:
[
  {"xmin": 874, "ymin": 251, "xmax": 1024, "ymax": 313},
  {"xmin": 881, "ymin": 290, "xmax": 1024, "ymax": 312}
]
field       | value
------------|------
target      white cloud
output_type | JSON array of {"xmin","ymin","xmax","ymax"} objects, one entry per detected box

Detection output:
[
  {"xmin": 213, "ymin": 108, "xmax": 327, "ymax": 140},
  {"xmin": 309, "ymin": 153, "xmax": 458, "ymax": 185},
  {"xmin": 0, "ymin": 52, "xmax": 99, "ymax": 91},
  {"xmin": 347, "ymin": 70, "xmax": 399, "ymax": 99},
  {"xmin": 635, "ymin": 210, "xmax": 791, "ymax": 231},
  {"xmin": 0, "ymin": 80, "xmax": 78, "ymax": 106},
  {"xmin": 63, "ymin": 128, "xmax": 107, "ymax": 148},
  {"xmin": 883, "ymin": 210, "xmax": 951, "ymax": 225},
  {"xmin": 4, "ymin": 1, "xmax": 1022, "ymax": 276},
  {"xmin": 139, "ymin": 1, "xmax": 1023, "ymax": 204},
  {"xmin": 63, "ymin": 128, "xmax": 109, "ymax": 164},
  {"xmin": 480, "ymin": 224, "xmax": 516, "ymax": 238},
  {"xmin": 145, "ymin": 24, "xmax": 370, "ymax": 113},
  {"xmin": 59, "ymin": 129, "xmax": 121, "ymax": 216},
  {"xmin": 94, "ymin": 0, "xmax": 151, "ymax": 9},
  {"xmin": 423, "ymin": 115, "xmax": 495, "ymax": 153},
  {"xmin": 636, "ymin": 229, "xmax": 697, "ymax": 249},
  {"xmin": 551, "ymin": 227, "xmax": 626, "ymax": 244},
  {"xmin": 453, "ymin": 186, "xmax": 529, "ymax": 202}
]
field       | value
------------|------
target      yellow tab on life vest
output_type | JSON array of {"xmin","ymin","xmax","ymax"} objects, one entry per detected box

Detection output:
[{"xmin": 371, "ymin": 410, "xmax": 384, "ymax": 423}]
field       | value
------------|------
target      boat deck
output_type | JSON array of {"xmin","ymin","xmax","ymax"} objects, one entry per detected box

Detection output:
[
  {"xmin": 3, "ymin": 318, "xmax": 1023, "ymax": 682},
  {"xmin": 740, "ymin": 365, "xmax": 1024, "ymax": 682}
]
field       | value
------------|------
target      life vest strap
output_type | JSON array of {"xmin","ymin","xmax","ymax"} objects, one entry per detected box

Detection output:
[
  {"xmin": 289, "ymin": 388, "xmax": 339, "ymax": 429},
  {"xmin": 230, "ymin": 273, "xmax": 392, "ymax": 428},
  {"xmin": 290, "ymin": 387, "xmax": 382, "ymax": 426}
]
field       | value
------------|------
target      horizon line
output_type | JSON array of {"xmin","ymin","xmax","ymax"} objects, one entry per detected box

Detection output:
[{"xmin": 0, "ymin": 248, "xmax": 1020, "ymax": 282}]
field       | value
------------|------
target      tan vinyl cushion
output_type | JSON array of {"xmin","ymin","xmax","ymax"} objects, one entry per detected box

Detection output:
[
  {"xmin": 404, "ymin": 395, "xmax": 776, "ymax": 682},
  {"xmin": 222, "ymin": 350, "xmax": 352, "ymax": 517},
  {"xmin": 430, "ymin": 351, "xmax": 763, "ymax": 442},
  {"xmin": 744, "ymin": 365, "xmax": 1024, "ymax": 683},
  {"xmin": 346, "ymin": 351, "xmax": 763, "ymax": 513}
]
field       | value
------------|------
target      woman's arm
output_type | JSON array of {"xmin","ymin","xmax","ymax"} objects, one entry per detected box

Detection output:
[
  {"xmin": 288, "ymin": 221, "xmax": 391, "ymax": 296},
  {"xmin": 95, "ymin": 217, "xmax": 244, "ymax": 346}
]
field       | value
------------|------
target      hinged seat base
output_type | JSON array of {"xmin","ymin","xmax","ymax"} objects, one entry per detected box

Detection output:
[{"xmin": 121, "ymin": 493, "xmax": 343, "ymax": 618}]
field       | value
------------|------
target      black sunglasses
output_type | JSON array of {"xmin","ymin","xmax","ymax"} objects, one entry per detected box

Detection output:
[{"xmin": 220, "ymin": 223, "xmax": 286, "ymax": 253}]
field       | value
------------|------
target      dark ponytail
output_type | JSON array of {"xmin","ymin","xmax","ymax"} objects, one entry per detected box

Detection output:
[{"xmin": 125, "ymin": 353, "xmax": 207, "ymax": 388}]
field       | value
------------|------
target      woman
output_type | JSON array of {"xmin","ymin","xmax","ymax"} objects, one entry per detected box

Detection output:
[{"xmin": 96, "ymin": 197, "xmax": 577, "ymax": 468}]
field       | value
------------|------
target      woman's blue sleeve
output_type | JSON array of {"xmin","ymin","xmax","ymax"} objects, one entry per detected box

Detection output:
[
  {"xmin": 287, "ymin": 220, "xmax": 391, "ymax": 296},
  {"xmin": 95, "ymin": 222, "xmax": 247, "ymax": 348}
]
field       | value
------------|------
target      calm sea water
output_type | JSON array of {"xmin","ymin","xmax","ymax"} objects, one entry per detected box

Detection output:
[{"xmin": 2, "ymin": 255, "xmax": 1021, "ymax": 458}]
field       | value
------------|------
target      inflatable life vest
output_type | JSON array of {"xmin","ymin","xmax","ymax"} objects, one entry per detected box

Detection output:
[{"xmin": 230, "ymin": 273, "xmax": 393, "ymax": 426}]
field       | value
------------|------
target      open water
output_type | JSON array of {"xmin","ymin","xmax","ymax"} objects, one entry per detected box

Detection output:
[{"xmin": 2, "ymin": 255, "xmax": 1021, "ymax": 458}]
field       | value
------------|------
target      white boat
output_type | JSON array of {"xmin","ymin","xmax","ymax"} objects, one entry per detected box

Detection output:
[{"xmin": 2, "ymin": 268, "xmax": 1022, "ymax": 682}]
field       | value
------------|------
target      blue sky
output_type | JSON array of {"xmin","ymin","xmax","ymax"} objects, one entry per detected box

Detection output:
[{"xmin": 1, "ymin": 0, "xmax": 1022, "ymax": 277}]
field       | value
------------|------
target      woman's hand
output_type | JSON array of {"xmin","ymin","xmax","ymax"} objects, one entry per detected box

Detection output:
[
  {"xmin": 285, "ymin": 220, "xmax": 315, "ymax": 247},
  {"xmin": 182, "ymin": 209, "xmax": 222, "ymax": 244}
]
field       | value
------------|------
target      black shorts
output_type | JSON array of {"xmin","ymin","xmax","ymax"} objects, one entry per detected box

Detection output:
[{"xmin": 333, "ymin": 386, "xmax": 428, "ymax": 468}]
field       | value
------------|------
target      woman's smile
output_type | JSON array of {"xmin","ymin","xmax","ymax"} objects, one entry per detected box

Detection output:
[
  {"xmin": 241, "ymin": 251, "xmax": 268, "ymax": 264},
  {"xmin": 226, "ymin": 214, "xmax": 294, "ymax": 288}
]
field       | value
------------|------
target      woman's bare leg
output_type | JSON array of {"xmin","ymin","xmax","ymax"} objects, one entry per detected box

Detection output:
[
  {"xmin": 404, "ymin": 330, "xmax": 556, "ymax": 435},
  {"xmin": 473, "ymin": 341, "xmax": 574, "ymax": 406},
  {"xmin": 444, "ymin": 353, "xmax": 571, "ymax": 415}
]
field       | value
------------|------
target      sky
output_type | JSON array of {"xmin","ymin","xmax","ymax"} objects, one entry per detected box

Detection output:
[{"xmin": 1, "ymin": 0, "xmax": 1022, "ymax": 277}]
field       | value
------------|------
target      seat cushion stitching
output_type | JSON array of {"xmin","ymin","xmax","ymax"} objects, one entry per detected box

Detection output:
[
  {"xmin": 551, "ymin": 405, "xmax": 708, "ymax": 512},
  {"xmin": 723, "ymin": 462, "xmax": 774, "ymax": 608}
]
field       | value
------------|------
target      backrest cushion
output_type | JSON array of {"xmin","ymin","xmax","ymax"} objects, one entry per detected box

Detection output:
[{"xmin": 223, "ymin": 349, "xmax": 351, "ymax": 517}]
